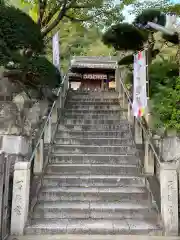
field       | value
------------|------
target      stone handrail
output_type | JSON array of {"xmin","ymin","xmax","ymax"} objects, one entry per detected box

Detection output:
[
  {"xmin": 115, "ymin": 66, "xmax": 179, "ymax": 236},
  {"xmin": 10, "ymin": 68, "xmax": 70, "ymax": 235}
]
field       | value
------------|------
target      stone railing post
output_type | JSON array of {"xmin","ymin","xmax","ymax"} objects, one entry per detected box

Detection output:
[
  {"xmin": 51, "ymin": 104, "xmax": 58, "ymax": 124},
  {"xmin": 1, "ymin": 135, "xmax": 30, "ymax": 157},
  {"xmin": 0, "ymin": 134, "xmax": 30, "ymax": 235},
  {"xmin": 59, "ymin": 87, "xmax": 63, "ymax": 110},
  {"xmin": 11, "ymin": 161, "xmax": 30, "ymax": 235},
  {"xmin": 134, "ymin": 118, "xmax": 143, "ymax": 146},
  {"xmin": 144, "ymin": 139, "xmax": 154, "ymax": 175},
  {"xmin": 160, "ymin": 162, "xmax": 179, "ymax": 236},
  {"xmin": 33, "ymin": 137, "xmax": 44, "ymax": 175},
  {"xmin": 127, "ymin": 103, "xmax": 133, "ymax": 124},
  {"xmin": 44, "ymin": 116, "xmax": 52, "ymax": 144}
]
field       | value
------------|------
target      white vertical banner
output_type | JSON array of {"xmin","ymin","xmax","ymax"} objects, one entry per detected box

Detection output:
[
  {"xmin": 52, "ymin": 32, "xmax": 60, "ymax": 70},
  {"xmin": 132, "ymin": 50, "xmax": 147, "ymax": 118}
]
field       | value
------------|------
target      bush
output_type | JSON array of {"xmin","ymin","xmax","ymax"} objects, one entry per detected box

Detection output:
[
  {"xmin": 0, "ymin": 4, "xmax": 60, "ymax": 100},
  {"xmin": 0, "ymin": 4, "xmax": 44, "ymax": 53},
  {"xmin": 149, "ymin": 60, "xmax": 180, "ymax": 132},
  {"xmin": 152, "ymin": 76, "xmax": 180, "ymax": 132},
  {"xmin": 102, "ymin": 23, "xmax": 148, "ymax": 51},
  {"xmin": 25, "ymin": 56, "xmax": 61, "ymax": 89}
]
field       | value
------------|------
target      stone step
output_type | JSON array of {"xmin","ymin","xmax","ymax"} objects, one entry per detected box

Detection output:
[
  {"xmin": 33, "ymin": 201, "xmax": 158, "ymax": 220},
  {"xmin": 68, "ymin": 91, "xmax": 118, "ymax": 97},
  {"xmin": 66, "ymin": 105, "xmax": 120, "ymax": 110},
  {"xmin": 46, "ymin": 164, "xmax": 140, "ymax": 175},
  {"xmin": 10, "ymin": 235, "xmax": 177, "ymax": 240},
  {"xmin": 56, "ymin": 130, "xmax": 131, "ymax": 138},
  {"xmin": 39, "ymin": 186, "xmax": 149, "ymax": 202},
  {"xmin": 42, "ymin": 175, "xmax": 145, "ymax": 187},
  {"xmin": 54, "ymin": 138, "xmax": 133, "ymax": 146},
  {"xmin": 25, "ymin": 219, "xmax": 162, "ymax": 235},
  {"xmin": 58, "ymin": 124, "xmax": 130, "ymax": 132},
  {"xmin": 64, "ymin": 110, "xmax": 124, "ymax": 115},
  {"xmin": 61, "ymin": 119, "xmax": 127, "ymax": 125},
  {"xmin": 50, "ymin": 154, "xmax": 140, "ymax": 165},
  {"xmin": 53, "ymin": 145, "xmax": 138, "ymax": 155},
  {"xmin": 66, "ymin": 99, "xmax": 119, "ymax": 103},
  {"xmin": 66, "ymin": 101, "xmax": 120, "ymax": 106},
  {"xmin": 62, "ymin": 114, "xmax": 123, "ymax": 120}
]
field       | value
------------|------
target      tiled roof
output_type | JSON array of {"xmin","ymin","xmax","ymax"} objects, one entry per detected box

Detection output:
[{"xmin": 70, "ymin": 56, "xmax": 117, "ymax": 69}]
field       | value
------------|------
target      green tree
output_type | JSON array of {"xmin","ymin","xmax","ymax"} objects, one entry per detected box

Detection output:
[
  {"xmin": 102, "ymin": 9, "xmax": 178, "ymax": 66},
  {"xmin": 128, "ymin": 0, "xmax": 171, "ymax": 16},
  {"xmin": 0, "ymin": 3, "xmax": 60, "ymax": 100},
  {"xmin": 102, "ymin": 8, "xmax": 180, "ymax": 132},
  {"xmin": 13, "ymin": 0, "xmax": 124, "ymax": 37}
]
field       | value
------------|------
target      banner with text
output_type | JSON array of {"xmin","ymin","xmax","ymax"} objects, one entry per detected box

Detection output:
[
  {"xmin": 52, "ymin": 32, "xmax": 60, "ymax": 70},
  {"xmin": 132, "ymin": 50, "xmax": 147, "ymax": 117}
]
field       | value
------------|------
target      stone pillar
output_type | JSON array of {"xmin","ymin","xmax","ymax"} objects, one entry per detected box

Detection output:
[
  {"xmin": 144, "ymin": 140, "xmax": 154, "ymax": 175},
  {"xmin": 160, "ymin": 162, "xmax": 179, "ymax": 236},
  {"xmin": 51, "ymin": 105, "xmax": 58, "ymax": 124},
  {"xmin": 33, "ymin": 138, "xmax": 44, "ymax": 175},
  {"xmin": 11, "ymin": 161, "xmax": 30, "ymax": 235},
  {"xmin": 44, "ymin": 116, "xmax": 52, "ymax": 144},
  {"xmin": 1, "ymin": 135, "xmax": 30, "ymax": 156},
  {"xmin": 134, "ymin": 119, "xmax": 143, "ymax": 145},
  {"xmin": 0, "ymin": 135, "xmax": 31, "ymax": 235},
  {"xmin": 127, "ymin": 103, "xmax": 133, "ymax": 124},
  {"xmin": 161, "ymin": 134, "xmax": 180, "ymax": 162}
]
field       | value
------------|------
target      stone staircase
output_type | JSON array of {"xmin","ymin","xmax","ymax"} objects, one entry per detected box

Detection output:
[{"xmin": 25, "ymin": 90, "xmax": 162, "ymax": 235}]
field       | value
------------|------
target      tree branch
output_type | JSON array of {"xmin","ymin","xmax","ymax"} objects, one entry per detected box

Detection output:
[
  {"xmin": 37, "ymin": 0, "xmax": 47, "ymax": 26},
  {"xmin": 69, "ymin": 4, "xmax": 95, "ymax": 8},
  {"xmin": 42, "ymin": 0, "xmax": 69, "ymax": 37},
  {"xmin": 65, "ymin": 14, "xmax": 93, "ymax": 22},
  {"xmin": 3, "ymin": 69, "xmax": 22, "ymax": 79},
  {"xmin": 41, "ymin": 5, "xmax": 59, "ymax": 27}
]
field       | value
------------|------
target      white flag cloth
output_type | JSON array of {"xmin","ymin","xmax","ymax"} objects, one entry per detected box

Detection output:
[
  {"xmin": 52, "ymin": 32, "xmax": 60, "ymax": 70},
  {"xmin": 132, "ymin": 50, "xmax": 147, "ymax": 117}
]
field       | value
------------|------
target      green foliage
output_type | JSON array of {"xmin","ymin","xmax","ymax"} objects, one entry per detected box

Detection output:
[
  {"xmin": 163, "ymin": 3, "xmax": 180, "ymax": 15},
  {"xmin": 118, "ymin": 49, "xmax": 160, "ymax": 66},
  {"xmin": 25, "ymin": 56, "xmax": 61, "ymax": 89},
  {"xmin": 118, "ymin": 54, "xmax": 134, "ymax": 65},
  {"xmin": 45, "ymin": 21, "xmax": 115, "ymax": 71},
  {"xmin": 149, "ymin": 59, "xmax": 179, "ymax": 97},
  {"xmin": 128, "ymin": 0, "xmax": 171, "ymax": 16},
  {"xmin": 18, "ymin": 0, "xmax": 124, "ymax": 35},
  {"xmin": 162, "ymin": 33, "xmax": 179, "ymax": 45},
  {"xmin": 125, "ymin": 72, "xmax": 133, "ymax": 85},
  {"xmin": 134, "ymin": 9, "xmax": 166, "ymax": 27},
  {"xmin": 102, "ymin": 23, "xmax": 148, "ymax": 51},
  {"xmin": 0, "ymin": 4, "xmax": 44, "ymax": 53},
  {"xmin": 152, "ymin": 76, "xmax": 180, "ymax": 132},
  {"xmin": 102, "ymin": 8, "xmax": 178, "ymax": 56},
  {"xmin": 149, "ymin": 59, "xmax": 179, "ymax": 131},
  {"xmin": 102, "ymin": 4, "xmax": 179, "ymax": 133},
  {"xmin": 0, "ymin": 3, "xmax": 61, "ymax": 100}
]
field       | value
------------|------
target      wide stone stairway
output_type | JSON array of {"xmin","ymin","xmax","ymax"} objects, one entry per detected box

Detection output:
[{"xmin": 25, "ymin": 90, "xmax": 162, "ymax": 235}]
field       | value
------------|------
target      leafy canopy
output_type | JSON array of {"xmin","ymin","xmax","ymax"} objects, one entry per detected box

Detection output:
[
  {"xmin": 0, "ymin": 3, "xmax": 61, "ymax": 99},
  {"xmin": 0, "ymin": 4, "xmax": 44, "ymax": 53},
  {"xmin": 102, "ymin": 23, "xmax": 148, "ymax": 51},
  {"xmin": 16, "ymin": 0, "xmax": 124, "ymax": 36}
]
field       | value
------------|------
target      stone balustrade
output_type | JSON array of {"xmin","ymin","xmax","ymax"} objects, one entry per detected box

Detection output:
[
  {"xmin": 9, "ymin": 74, "xmax": 69, "ymax": 235},
  {"xmin": 115, "ymin": 66, "xmax": 179, "ymax": 236}
]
